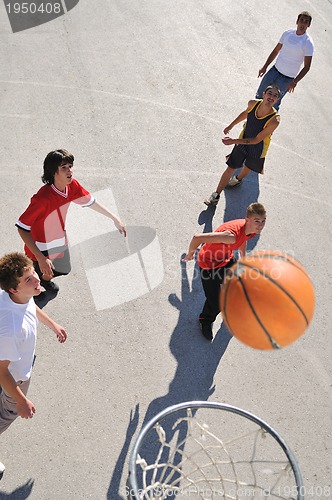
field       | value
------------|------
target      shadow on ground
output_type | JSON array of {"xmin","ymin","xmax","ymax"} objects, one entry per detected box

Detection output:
[
  {"xmin": 107, "ymin": 175, "xmax": 263, "ymax": 498},
  {"xmin": 200, "ymin": 170, "xmax": 262, "ymax": 253},
  {"xmin": 107, "ymin": 210, "xmax": 242, "ymax": 498},
  {"xmin": 0, "ymin": 479, "xmax": 34, "ymax": 499}
]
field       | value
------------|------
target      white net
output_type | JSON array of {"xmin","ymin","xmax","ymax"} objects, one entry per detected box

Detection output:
[{"xmin": 129, "ymin": 403, "xmax": 303, "ymax": 500}]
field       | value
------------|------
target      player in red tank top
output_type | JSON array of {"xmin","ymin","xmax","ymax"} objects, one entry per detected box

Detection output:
[
  {"xmin": 16, "ymin": 149, "xmax": 126, "ymax": 307},
  {"xmin": 183, "ymin": 203, "xmax": 266, "ymax": 341}
]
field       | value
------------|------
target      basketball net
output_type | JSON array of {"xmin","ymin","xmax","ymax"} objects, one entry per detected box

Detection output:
[{"xmin": 128, "ymin": 402, "xmax": 304, "ymax": 500}]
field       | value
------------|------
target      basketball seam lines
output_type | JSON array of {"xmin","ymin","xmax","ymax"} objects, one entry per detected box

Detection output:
[
  {"xmin": 237, "ymin": 276, "xmax": 281, "ymax": 350},
  {"xmin": 249, "ymin": 253, "xmax": 310, "ymax": 278},
  {"xmin": 222, "ymin": 269, "xmax": 280, "ymax": 349},
  {"xmin": 239, "ymin": 262, "xmax": 309, "ymax": 326},
  {"xmin": 221, "ymin": 277, "xmax": 231, "ymax": 329}
]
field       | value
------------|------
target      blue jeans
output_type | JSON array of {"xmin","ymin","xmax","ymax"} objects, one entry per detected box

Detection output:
[{"xmin": 256, "ymin": 66, "xmax": 293, "ymax": 111}]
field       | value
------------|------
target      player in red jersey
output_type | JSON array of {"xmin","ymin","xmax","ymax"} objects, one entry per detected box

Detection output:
[
  {"xmin": 16, "ymin": 149, "xmax": 126, "ymax": 306},
  {"xmin": 183, "ymin": 203, "xmax": 266, "ymax": 341}
]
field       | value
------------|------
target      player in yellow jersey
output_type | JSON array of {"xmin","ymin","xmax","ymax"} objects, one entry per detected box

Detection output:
[{"xmin": 204, "ymin": 86, "xmax": 280, "ymax": 206}]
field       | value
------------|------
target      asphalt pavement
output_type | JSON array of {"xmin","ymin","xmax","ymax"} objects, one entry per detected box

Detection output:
[{"xmin": 0, "ymin": 0, "xmax": 331, "ymax": 498}]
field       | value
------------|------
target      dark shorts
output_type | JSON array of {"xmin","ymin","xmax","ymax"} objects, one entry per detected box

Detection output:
[
  {"xmin": 226, "ymin": 145, "xmax": 265, "ymax": 173},
  {"xmin": 33, "ymin": 248, "xmax": 71, "ymax": 278}
]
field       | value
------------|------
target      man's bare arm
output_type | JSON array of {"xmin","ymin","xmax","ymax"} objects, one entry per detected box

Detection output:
[
  {"xmin": 223, "ymin": 115, "xmax": 280, "ymax": 146},
  {"xmin": 258, "ymin": 43, "xmax": 282, "ymax": 77},
  {"xmin": 88, "ymin": 201, "xmax": 126, "ymax": 236},
  {"xmin": 182, "ymin": 231, "xmax": 236, "ymax": 261},
  {"xmin": 287, "ymin": 55, "xmax": 312, "ymax": 92}
]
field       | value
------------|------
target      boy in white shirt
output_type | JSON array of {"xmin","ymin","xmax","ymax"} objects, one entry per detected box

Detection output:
[
  {"xmin": 0, "ymin": 252, "xmax": 67, "ymax": 479},
  {"xmin": 256, "ymin": 11, "xmax": 314, "ymax": 109}
]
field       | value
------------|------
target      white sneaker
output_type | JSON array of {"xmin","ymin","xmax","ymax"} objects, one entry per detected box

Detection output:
[
  {"xmin": 204, "ymin": 192, "xmax": 220, "ymax": 206},
  {"xmin": 0, "ymin": 462, "xmax": 5, "ymax": 480},
  {"xmin": 227, "ymin": 176, "xmax": 242, "ymax": 188}
]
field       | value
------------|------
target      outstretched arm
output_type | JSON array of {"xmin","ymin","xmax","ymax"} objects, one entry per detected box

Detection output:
[
  {"xmin": 222, "ymin": 115, "xmax": 280, "ymax": 147},
  {"xmin": 182, "ymin": 231, "xmax": 236, "ymax": 261},
  {"xmin": 36, "ymin": 306, "xmax": 67, "ymax": 343},
  {"xmin": 223, "ymin": 106, "xmax": 250, "ymax": 135},
  {"xmin": 287, "ymin": 55, "xmax": 312, "ymax": 92},
  {"xmin": 88, "ymin": 201, "xmax": 126, "ymax": 236},
  {"xmin": 0, "ymin": 361, "xmax": 35, "ymax": 418},
  {"xmin": 258, "ymin": 43, "xmax": 282, "ymax": 77}
]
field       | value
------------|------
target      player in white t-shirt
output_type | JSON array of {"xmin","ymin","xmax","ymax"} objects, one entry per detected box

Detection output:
[
  {"xmin": 0, "ymin": 253, "xmax": 67, "ymax": 479},
  {"xmin": 256, "ymin": 11, "xmax": 314, "ymax": 109}
]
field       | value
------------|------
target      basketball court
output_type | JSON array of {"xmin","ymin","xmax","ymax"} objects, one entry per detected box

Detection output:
[{"xmin": 0, "ymin": 0, "xmax": 331, "ymax": 498}]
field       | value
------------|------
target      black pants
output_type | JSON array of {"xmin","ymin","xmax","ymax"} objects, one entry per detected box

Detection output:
[{"xmin": 199, "ymin": 260, "xmax": 236, "ymax": 324}]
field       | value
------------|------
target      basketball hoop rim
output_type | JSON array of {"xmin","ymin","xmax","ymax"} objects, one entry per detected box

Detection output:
[{"xmin": 128, "ymin": 400, "xmax": 304, "ymax": 500}]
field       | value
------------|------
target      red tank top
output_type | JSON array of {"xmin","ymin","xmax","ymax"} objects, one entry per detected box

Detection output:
[{"xmin": 197, "ymin": 219, "xmax": 256, "ymax": 269}]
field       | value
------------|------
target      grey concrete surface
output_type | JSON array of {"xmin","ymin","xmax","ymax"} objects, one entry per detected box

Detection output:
[{"xmin": 0, "ymin": 0, "xmax": 331, "ymax": 498}]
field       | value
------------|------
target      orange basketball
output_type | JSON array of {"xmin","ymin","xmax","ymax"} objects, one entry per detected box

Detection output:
[{"xmin": 219, "ymin": 250, "xmax": 315, "ymax": 350}]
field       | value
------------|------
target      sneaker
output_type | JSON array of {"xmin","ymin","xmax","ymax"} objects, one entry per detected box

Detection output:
[
  {"xmin": 200, "ymin": 322, "xmax": 213, "ymax": 341},
  {"xmin": 0, "ymin": 462, "xmax": 5, "ymax": 480},
  {"xmin": 204, "ymin": 192, "xmax": 220, "ymax": 206},
  {"xmin": 40, "ymin": 280, "xmax": 59, "ymax": 293},
  {"xmin": 227, "ymin": 176, "xmax": 242, "ymax": 188}
]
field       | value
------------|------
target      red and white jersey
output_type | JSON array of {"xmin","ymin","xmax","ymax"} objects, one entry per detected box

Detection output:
[
  {"xmin": 197, "ymin": 219, "xmax": 256, "ymax": 270},
  {"xmin": 16, "ymin": 179, "xmax": 95, "ymax": 261}
]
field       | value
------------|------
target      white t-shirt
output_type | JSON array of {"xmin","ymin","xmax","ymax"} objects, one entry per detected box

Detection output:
[
  {"xmin": 275, "ymin": 29, "xmax": 314, "ymax": 78},
  {"xmin": 0, "ymin": 291, "xmax": 37, "ymax": 382}
]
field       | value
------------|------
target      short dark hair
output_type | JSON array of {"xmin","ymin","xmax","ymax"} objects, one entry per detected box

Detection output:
[
  {"xmin": 297, "ymin": 11, "xmax": 312, "ymax": 25},
  {"xmin": 246, "ymin": 203, "xmax": 266, "ymax": 218},
  {"xmin": 0, "ymin": 252, "xmax": 33, "ymax": 292},
  {"xmin": 264, "ymin": 85, "xmax": 281, "ymax": 97},
  {"xmin": 42, "ymin": 149, "xmax": 74, "ymax": 185}
]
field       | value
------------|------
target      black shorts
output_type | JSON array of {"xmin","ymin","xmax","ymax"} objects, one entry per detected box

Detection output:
[
  {"xmin": 226, "ymin": 145, "xmax": 265, "ymax": 173},
  {"xmin": 33, "ymin": 248, "xmax": 71, "ymax": 278}
]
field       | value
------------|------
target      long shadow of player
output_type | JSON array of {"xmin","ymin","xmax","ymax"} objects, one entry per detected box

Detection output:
[
  {"xmin": 107, "ymin": 405, "xmax": 139, "ymax": 500},
  {"xmin": 0, "ymin": 479, "xmax": 34, "ymax": 499},
  {"xmin": 199, "ymin": 168, "xmax": 260, "ymax": 216},
  {"xmin": 108, "ymin": 181, "xmax": 263, "ymax": 497},
  {"xmin": 108, "ymin": 255, "xmax": 232, "ymax": 498},
  {"xmin": 141, "ymin": 193, "xmax": 239, "ymax": 425},
  {"xmin": 199, "ymin": 170, "xmax": 261, "ymax": 253},
  {"xmin": 123, "ymin": 254, "xmax": 233, "ymax": 498},
  {"xmin": 223, "ymin": 170, "xmax": 260, "ymax": 218}
]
